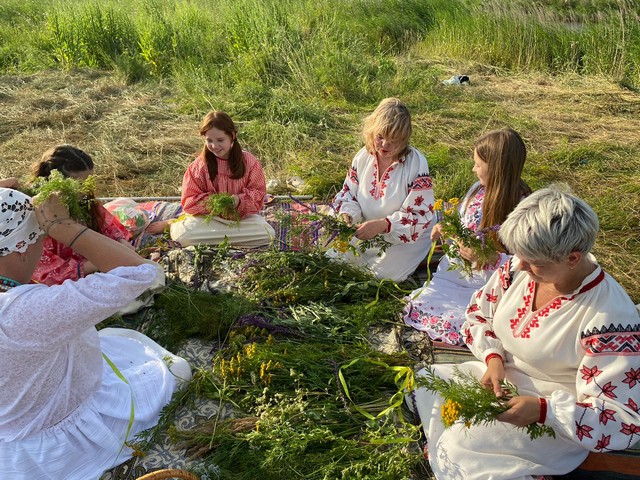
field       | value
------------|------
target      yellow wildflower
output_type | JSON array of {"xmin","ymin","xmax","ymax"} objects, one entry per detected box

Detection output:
[
  {"xmin": 445, "ymin": 208, "xmax": 455, "ymax": 216},
  {"xmin": 244, "ymin": 343, "xmax": 257, "ymax": 358},
  {"xmin": 332, "ymin": 238, "xmax": 350, "ymax": 253},
  {"xmin": 441, "ymin": 398, "xmax": 462, "ymax": 427},
  {"xmin": 228, "ymin": 358, "xmax": 236, "ymax": 376},
  {"xmin": 218, "ymin": 359, "xmax": 228, "ymax": 379},
  {"xmin": 433, "ymin": 199, "xmax": 443, "ymax": 211},
  {"xmin": 448, "ymin": 197, "xmax": 460, "ymax": 206},
  {"xmin": 260, "ymin": 360, "xmax": 274, "ymax": 385}
]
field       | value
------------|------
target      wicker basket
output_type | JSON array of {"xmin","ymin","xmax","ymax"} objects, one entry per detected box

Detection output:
[{"xmin": 136, "ymin": 469, "xmax": 200, "ymax": 480}]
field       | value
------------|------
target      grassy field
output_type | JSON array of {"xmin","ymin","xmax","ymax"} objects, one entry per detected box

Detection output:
[{"xmin": 0, "ymin": 0, "xmax": 638, "ymax": 303}]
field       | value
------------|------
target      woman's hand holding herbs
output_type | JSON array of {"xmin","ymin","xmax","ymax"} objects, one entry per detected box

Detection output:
[
  {"xmin": 481, "ymin": 358, "xmax": 506, "ymax": 398},
  {"xmin": 34, "ymin": 193, "xmax": 92, "ymax": 250},
  {"xmin": 354, "ymin": 219, "xmax": 387, "ymax": 240},
  {"xmin": 430, "ymin": 222, "xmax": 444, "ymax": 241},
  {"xmin": 497, "ymin": 395, "xmax": 542, "ymax": 428},
  {"xmin": 458, "ymin": 243, "xmax": 500, "ymax": 269},
  {"xmin": 33, "ymin": 192, "xmax": 74, "ymax": 234}
]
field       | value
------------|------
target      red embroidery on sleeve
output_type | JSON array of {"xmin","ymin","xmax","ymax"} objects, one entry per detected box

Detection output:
[
  {"xmin": 595, "ymin": 434, "xmax": 611, "ymax": 451},
  {"xmin": 580, "ymin": 365, "xmax": 603, "ymax": 384},
  {"xmin": 576, "ymin": 422, "xmax": 594, "ymax": 441},
  {"xmin": 599, "ymin": 409, "xmax": 616, "ymax": 425}
]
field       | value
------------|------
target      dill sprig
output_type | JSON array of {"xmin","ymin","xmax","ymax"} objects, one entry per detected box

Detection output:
[
  {"xmin": 417, "ymin": 366, "xmax": 555, "ymax": 440},
  {"xmin": 205, "ymin": 193, "xmax": 240, "ymax": 224},
  {"xmin": 29, "ymin": 170, "xmax": 96, "ymax": 224}
]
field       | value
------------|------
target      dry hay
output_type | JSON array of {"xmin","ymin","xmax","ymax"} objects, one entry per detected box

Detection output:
[{"xmin": 0, "ymin": 69, "xmax": 199, "ymax": 197}]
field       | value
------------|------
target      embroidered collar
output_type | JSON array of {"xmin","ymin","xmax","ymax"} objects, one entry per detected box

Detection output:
[{"xmin": 509, "ymin": 262, "xmax": 605, "ymax": 339}]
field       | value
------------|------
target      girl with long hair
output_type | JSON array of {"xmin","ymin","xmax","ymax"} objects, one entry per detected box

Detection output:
[
  {"xmin": 403, "ymin": 128, "xmax": 531, "ymax": 345},
  {"xmin": 30, "ymin": 145, "xmax": 133, "ymax": 285},
  {"xmin": 170, "ymin": 111, "xmax": 274, "ymax": 247}
]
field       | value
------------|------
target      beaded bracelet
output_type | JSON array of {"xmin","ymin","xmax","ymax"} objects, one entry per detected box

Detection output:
[{"xmin": 68, "ymin": 227, "xmax": 89, "ymax": 248}]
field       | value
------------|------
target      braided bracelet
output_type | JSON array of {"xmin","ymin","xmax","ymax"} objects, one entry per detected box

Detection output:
[
  {"xmin": 68, "ymin": 227, "xmax": 89, "ymax": 248},
  {"xmin": 44, "ymin": 217, "xmax": 72, "ymax": 235}
]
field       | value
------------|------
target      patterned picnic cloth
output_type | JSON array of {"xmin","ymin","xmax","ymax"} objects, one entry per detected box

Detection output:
[{"xmin": 263, "ymin": 200, "xmax": 330, "ymax": 251}]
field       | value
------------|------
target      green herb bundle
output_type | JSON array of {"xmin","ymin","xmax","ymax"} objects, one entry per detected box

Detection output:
[
  {"xmin": 233, "ymin": 249, "xmax": 409, "ymax": 306},
  {"xmin": 417, "ymin": 367, "xmax": 555, "ymax": 440},
  {"xmin": 29, "ymin": 170, "xmax": 96, "ymax": 224},
  {"xmin": 274, "ymin": 206, "xmax": 392, "ymax": 256},
  {"xmin": 205, "ymin": 193, "xmax": 240, "ymax": 224},
  {"xmin": 434, "ymin": 197, "xmax": 500, "ymax": 277}
]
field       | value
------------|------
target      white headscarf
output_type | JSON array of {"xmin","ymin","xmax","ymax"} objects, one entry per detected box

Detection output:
[{"xmin": 0, "ymin": 188, "xmax": 44, "ymax": 257}]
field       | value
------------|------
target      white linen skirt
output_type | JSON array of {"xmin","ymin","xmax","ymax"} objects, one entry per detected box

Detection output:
[
  {"xmin": 170, "ymin": 214, "xmax": 274, "ymax": 248},
  {"xmin": 0, "ymin": 328, "xmax": 191, "ymax": 480},
  {"xmin": 411, "ymin": 362, "xmax": 589, "ymax": 480}
]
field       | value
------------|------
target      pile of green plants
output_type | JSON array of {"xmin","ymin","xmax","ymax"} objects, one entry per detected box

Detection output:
[
  {"xmin": 135, "ymin": 247, "xmax": 427, "ymax": 479},
  {"xmin": 233, "ymin": 249, "xmax": 410, "ymax": 307}
]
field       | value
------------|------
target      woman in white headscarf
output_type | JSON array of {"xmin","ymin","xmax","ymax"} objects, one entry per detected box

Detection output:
[{"xmin": 0, "ymin": 188, "xmax": 191, "ymax": 480}]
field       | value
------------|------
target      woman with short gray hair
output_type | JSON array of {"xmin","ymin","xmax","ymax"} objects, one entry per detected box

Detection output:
[
  {"xmin": 410, "ymin": 186, "xmax": 640, "ymax": 479},
  {"xmin": 500, "ymin": 185, "xmax": 599, "ymax": 263}
]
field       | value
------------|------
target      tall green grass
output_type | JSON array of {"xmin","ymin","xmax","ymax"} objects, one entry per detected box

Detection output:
[
  {"xmin": 0, "ymin": 0, "xmax": 638, "ymax": 300},
  {"xmin": 1, "ymin": 0, "xmax": 638, "ymax": 95},
  {"xmin": 420, "ymin": 0, "xmax": 640, "ymax": 84}
]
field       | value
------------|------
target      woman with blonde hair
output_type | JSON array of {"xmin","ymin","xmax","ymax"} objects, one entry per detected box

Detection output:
[
  {"xmin": 404, "ymin": 128, "xmax": 531, "ymax": 345},
  {"xmin": 332, "ymin": 97, "xmax": 435, "ymax": 281}
]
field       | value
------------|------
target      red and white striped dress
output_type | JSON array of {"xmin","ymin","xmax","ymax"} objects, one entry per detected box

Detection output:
[
  {"xmin": 180, "ymin": 151, "xmax": 266, "ymax": 218},
  {"xmin": 170, "ymin": 151, "xmax": 273, "ymax": 247}
]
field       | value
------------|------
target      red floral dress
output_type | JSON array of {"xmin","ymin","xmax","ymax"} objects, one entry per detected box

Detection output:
[{"xmin": 32, "ymin": 205, "xmax": 131, "ymax": 285}]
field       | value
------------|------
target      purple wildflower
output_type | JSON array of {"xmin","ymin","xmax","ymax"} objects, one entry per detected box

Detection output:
[
  {"xmin": 235, "ymin": 314, "xmax": 301, "ymax": 337},
  {"xmin": 230, "ymin": 251, "xmax": 246, "ymax": 261}
]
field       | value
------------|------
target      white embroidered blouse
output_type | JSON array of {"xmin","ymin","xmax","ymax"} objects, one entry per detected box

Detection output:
[
  {"xmin": 332, "ymin": 146, "xmax": 434, "ymax": 245},
  {"xmin": 462, "ymin": 256, "xmax": 640, "ymax": 452}
]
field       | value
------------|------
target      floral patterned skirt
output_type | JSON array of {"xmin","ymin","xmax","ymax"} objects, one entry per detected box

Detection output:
[{"xmin": 403, "ymin": 255, "xmax": 493, "ymax": 346}]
